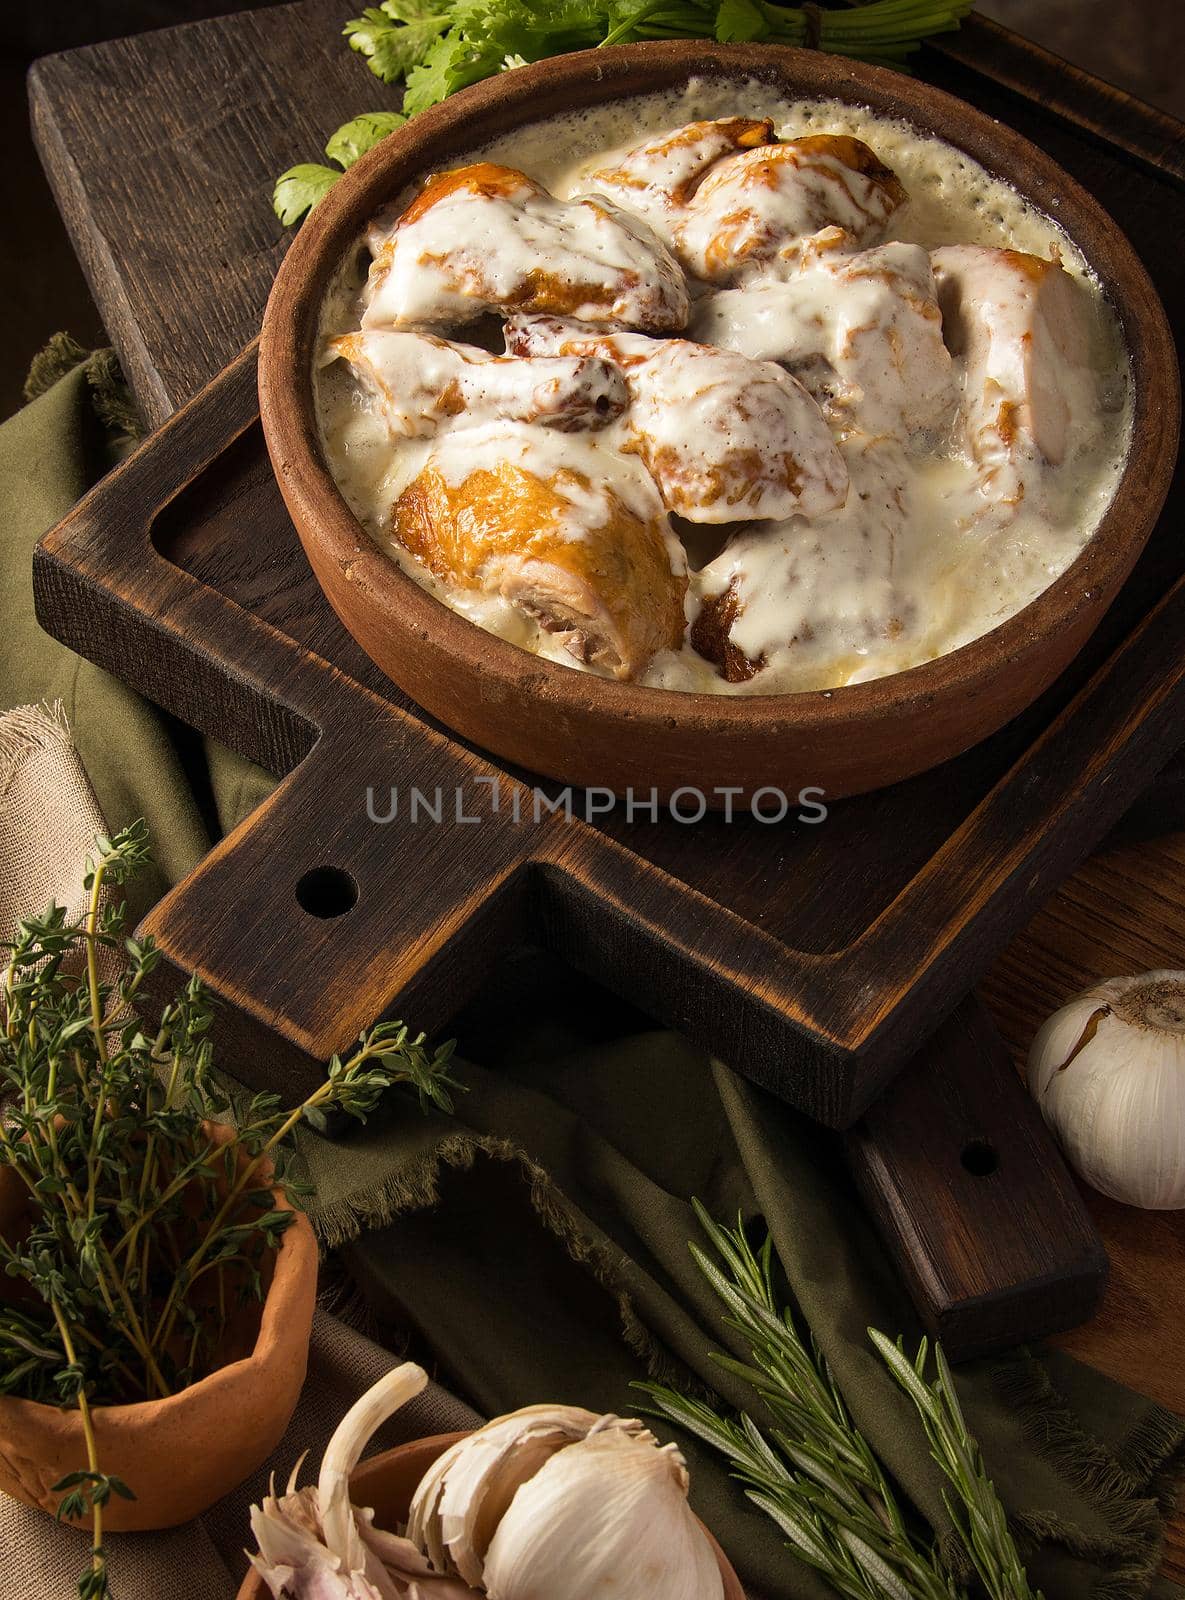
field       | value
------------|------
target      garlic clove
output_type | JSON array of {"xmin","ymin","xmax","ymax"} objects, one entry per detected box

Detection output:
[
  {"xmin": 439, "ymin": 1421, "xmax": 577, "ymax": 1584},
  {"xmin": 1028, "ymin": 970, "xmax": 1185, "ymax": 1209},
  {"xmin": 408, "ymin": 1403, "xmax": 605, "ymax": 1579},
  {"xmin": 319, "ymin": 1362, "xmax": 430, "ymax": 1583},
  {"xmin": 481, "ymin": 1427, "xmax": 724, "ymax": 1600}
]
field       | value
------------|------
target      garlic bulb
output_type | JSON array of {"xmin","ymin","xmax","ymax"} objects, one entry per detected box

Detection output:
[
  {"xmin": 408, "ymin": 1404, "xmax": 724, "ymax": 1600},
  {"xmin": 482, "ymin": 1423, "xmax": 723, "ymax": 1600},
  {"xmin": 248, "ymin": 1361, "xmax": 474, "ymax": 1599},
  {"xmin": 1028, "ymin": 970, "xmax": 1185, "ymax": 1208}
]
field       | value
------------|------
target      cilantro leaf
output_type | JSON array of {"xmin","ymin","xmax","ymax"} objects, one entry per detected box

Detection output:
[
  {"xmin": 273, "ymin": 163, "xmax": 341, "ymax": 225},
  {"xmin": 380, "ymin": 0, "xmax": 446, "ymax": 19},
  {"xmin": 325, "ymin": 110, "xmax": 407, "ymax": 168},
  {"xmin": 345, "ymin": 7, "xmax": 449, "ymax": 81},
  {"xmin": 715, "ymin": 0, "xmax": 768, "ymax": 42},
  {"xmin": 401, "ymin": 30, "xmax": 507, "ymax": 115}
]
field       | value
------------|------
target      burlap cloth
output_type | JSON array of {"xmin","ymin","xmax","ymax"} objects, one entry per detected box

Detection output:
[
  {"xmin": 0, "ymin": 703, "xmax": 103, "ymax": 941},
  {"xmin": 0, "ymin": 704, "xmax": 481, "ymax": 1600}
]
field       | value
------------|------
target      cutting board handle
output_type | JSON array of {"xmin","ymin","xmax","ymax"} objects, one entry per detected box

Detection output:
[
  {"xmin": 846, "ymin": 998, "xmax": 1107, "ymax": 1358},
  {"xmin": 139, "ymin": 701, "xmax": 542, "ymax": 1094}
]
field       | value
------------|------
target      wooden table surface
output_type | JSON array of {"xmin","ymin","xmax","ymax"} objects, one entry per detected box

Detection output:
[{"xmin": 25, "ymin": 0, "xmax": 1185, "ymax": 1579}]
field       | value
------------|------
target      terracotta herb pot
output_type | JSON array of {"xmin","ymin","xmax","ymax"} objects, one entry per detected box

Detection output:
[
  {"xmin": 0, "ymin": 1124, "xmax": 318, "ymax": 1532},
  {"xmin": 234, "ymin": 1431, "xmax": 746, "ymax": 1600}
]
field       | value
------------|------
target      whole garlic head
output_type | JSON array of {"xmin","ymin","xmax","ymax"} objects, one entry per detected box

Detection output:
[
  {"xmin": 1028, "ymin": 970, "xmax": 1185, "ymax": 1209},
  {"xmin": 408, "ymin": 1404, "xmax": 724, "ymax": 1600}
]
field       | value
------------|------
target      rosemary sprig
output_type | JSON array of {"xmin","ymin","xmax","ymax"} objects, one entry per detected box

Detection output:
[
  {"xmin": 0, "ymin": 821, "xmax": 461, "ymax": 1600},
  {"xmin": 870, "ymin": 1332, "xmax": 1043, "ymax": 1600},
  {"xmin": 641, "ymin": 1204, "xmax": 1039, "ymax": 1600}
]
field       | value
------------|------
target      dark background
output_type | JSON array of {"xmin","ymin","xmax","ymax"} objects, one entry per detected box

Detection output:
[{"xmin": 2, "ymin": 0, "xmax": 1183, "ymax": 422}]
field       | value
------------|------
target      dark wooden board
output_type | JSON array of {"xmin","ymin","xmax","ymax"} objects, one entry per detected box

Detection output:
[
  {"xmin": 31, "ymin": 327, "xmax": 1185, "ymax": 1136},
  {"xmin": 26, "ymin": 0, "xmax": 1185, "ymax": 1362},
  {"xmin": 33, "ymin": 342, "xmax": 1106, "ymax": 1359}
]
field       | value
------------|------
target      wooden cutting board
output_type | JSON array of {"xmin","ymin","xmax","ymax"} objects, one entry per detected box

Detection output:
[{"xmin": 24, "ymin": 0, "xmax": 1185, "ymax": 1409}]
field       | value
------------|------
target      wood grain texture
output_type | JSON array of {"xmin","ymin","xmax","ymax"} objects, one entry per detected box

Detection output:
[
  {"xmin": 33, "ymin": 344, "xmax": 1107, "ymax": 1357},
  {"xmin": 24, "ymin": 0, "xmax": 1185, "ymax": 1515},
  {"xmin": 28, "ymin": 0, "xmax": 372, "ymax": 429},
  {"xmin": 981, "ymin": 829, "xmax": 1185, "ymax": 1582},
  {"xmin": 983, "ymin": 830, "xmax": 1185, "ymax": 1411}
]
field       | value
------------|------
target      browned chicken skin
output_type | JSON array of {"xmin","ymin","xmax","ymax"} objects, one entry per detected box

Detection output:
[
  {"xmin": 590, "ymin": 123, "xmax": 907, "ymax": 284},
  {"xmin": 363, "ymin": 162, "xmax": 690, "ymax": 332},
  {"xmin": 505, "ymin": 315, "xmax": 848, "ymax": 523},
  {"xmin": 331, "ymin": 330, "xmax": 629, "ymax": 437},
  {"xmin": 389, "ymin": 439, "xmax": 687, "ymax": 680},
  {"xmin": 689, "ymin": 579, "xmax": 762, "ymax": 683},
  {"xmin": 589, "ymin": 118, "xmax": 777, "ymax": 212}
]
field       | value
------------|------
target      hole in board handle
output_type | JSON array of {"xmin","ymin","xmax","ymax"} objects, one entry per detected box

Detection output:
[
  {"xmin": 296, "ymin": 865, "xmax": 359, "ymax": 919},
  {"xmin": 960, "ymin": 1139, "xmax": 999, "ymax": 1178}
]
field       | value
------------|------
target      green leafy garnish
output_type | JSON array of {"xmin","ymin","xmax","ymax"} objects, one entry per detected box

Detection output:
[
  {"xmin": 273, "ymin": 162, "xmax": 344, "ymax": 225},
  {"xmin": 346, "ymin": 4, "xmax": 451, "ymax": 80},
  {"xmin": 274, "ymin": 0, "xmax": 975, "ymax": 223},
  {"xmin": 326, "ymin": 110, "xmax": 410, "ymax": 168},
  {"xmin": 273, "ymin": 109, "xmax": 409, "ymax": 224}
]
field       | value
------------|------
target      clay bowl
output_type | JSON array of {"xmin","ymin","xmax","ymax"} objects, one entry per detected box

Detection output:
[
  {"xmin": 234, "ymin": 1429, "xmax": 746, "ymax": 1599},
  {"xmin": 0, "ymin": 1126, "xmax": 318, "ymax": 1532},
  {"xmin": 259, "ymin": 42, "xmax": 1179, "ymax": 805}
]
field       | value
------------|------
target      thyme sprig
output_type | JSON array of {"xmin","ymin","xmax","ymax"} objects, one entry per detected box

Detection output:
[
  {"xmin": 641, "ymin": 1204, "xmax": 1041, "ymax": 1600},
  {"xmin": 0, "ymin": 821, "xmax": 461, "ymax": 1599}
]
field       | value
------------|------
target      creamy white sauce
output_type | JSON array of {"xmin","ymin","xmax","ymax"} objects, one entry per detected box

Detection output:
[{"xmin": 315, "ymin": 79, "xmax": 1131, "ymax": 696}]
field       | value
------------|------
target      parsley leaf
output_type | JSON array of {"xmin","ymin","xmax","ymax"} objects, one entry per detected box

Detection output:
[
  {"xmin": 380, "ymin": 0, "xmax": 447, "ymax": 18},
  {"xmin": 402, "ymin": 30, "xmax": 508, "ymax": 115},
  {"xmin": 275, "ymin": 0, "xmax": 975, "ymax": 224},
  {"xmin": 325, "ymin": 110, "xmax": 408, "ymax": 168},
  {"xmin": 715, "ymin": 0, "xmax": 767, "ymax": 42},
  {"xmin": 345, "ymin": 6, "xmax": 449, "ymax": 80},
  {"xmin": 273, "ymin": 163, "xmax": 342, "ymax": 225}
]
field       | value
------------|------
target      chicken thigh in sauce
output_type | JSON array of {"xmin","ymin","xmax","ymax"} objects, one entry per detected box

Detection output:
[
  {"xmin": 690, "ymin": 241, "xmax": 953, "ymax": 443},
  {"xmin": 590, "ymin": 122, "xmax": 906, "ymax": 284},
  {"xmin": 389, "ymin": 425, "xmax": 687, "ymax": 681},
  {"xmin": 931, "ymin": 245, "xmax": 1097, "ymax": 505},
  {"xmin": 362, "ymin": 163, "xmax": 690, "ymax": 332},
  {"xmin": 331, "ymin": 330, "xmax": 629, "ymax": 437},
  {"xmin": 505, "ymin": 315, "xmax": 848, "ymax": 522}
]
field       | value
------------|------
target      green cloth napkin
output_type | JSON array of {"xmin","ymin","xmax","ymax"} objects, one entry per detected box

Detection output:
[{"xmin": 3, "ymin": 357, "xmax": 1183, "ymax": 1600}]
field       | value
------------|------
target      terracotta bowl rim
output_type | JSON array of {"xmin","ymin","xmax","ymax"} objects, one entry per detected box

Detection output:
[
  {"xmin": 0, "ymin": 1143, "xmax": 318, "ymax": 1428},
  {"xmin": 234, "ymin": 1429, "xmax": 746, "ymax": 1600},
  {"xmin": 259, "ymin": 39, "xmax": 1180, "ymax": 737}
]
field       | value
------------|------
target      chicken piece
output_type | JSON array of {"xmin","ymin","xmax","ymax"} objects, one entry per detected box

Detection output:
[
  {"xmin": 390, "ymin": 423, "xmax": 688, "ymax": 680},
  {"xmin": 330, "ymin": 330, "xmax": 629, "ymax": 437},
  {"xmin": 930, "ymin": 246, "xmax": 1097, "ymax": 503},
  {"xmin": 588, "ymin": 118, "xmax": 778, "ymax": 245},
  {"xmin": 690, "ymin": 242, "xmax": 954, "ymax": 442},
  {"xmin": 506, "ymin": 315, "xmax": 848, "ymax": 523},
  {"xmin": 680, "ymin": 136, "xmax": 906, "ymax": 284},
  {"xmin": 691, "ymin": 436, "xmax": 913, "ymax": 685},
  {"xmin": 362, "ymin": 162, "xmax": 689, "ymax": 333},
  {"xmin": 592, "ymin": 122, "xmax": 906, "ymax": 285}
]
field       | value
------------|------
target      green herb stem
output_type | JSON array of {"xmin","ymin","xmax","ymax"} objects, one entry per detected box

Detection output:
[
  {"xmin": 0, "ymin": 820, "xmax": 459, "ymax": 1600},
  {"xmin": 641, "ymin": 1207, "xmax": 1039, "ymax": 1600}
]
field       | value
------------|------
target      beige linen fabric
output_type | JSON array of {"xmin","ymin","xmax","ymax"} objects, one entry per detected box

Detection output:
[
  {"xmin": 0, "ymin": 707, "xmax": 480, "ymax": 1598},
  {"xmin": 0, "ymin": 704, "xmax": 108, "ymax": 950}
]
